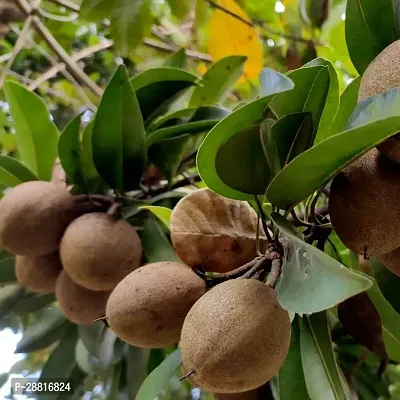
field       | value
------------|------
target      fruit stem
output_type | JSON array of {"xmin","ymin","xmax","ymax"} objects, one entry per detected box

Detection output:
[
  {"xmin": 266, "ymin": 258, "xmax": 282, "ymax": 288},
  {"xmin": 107, "ymin": 202, "xmax": 121, "ymax": 216},
  {"xmin": 179, "ymin": 370, "xmax": 195, "ymax": 381},
  {"xmin": 93, "ymin": 316, "xmax": 109, "ymax": 327},
  {"xmin": 253, "ymin": 195, "xmax": 273, "ymax": 243}
]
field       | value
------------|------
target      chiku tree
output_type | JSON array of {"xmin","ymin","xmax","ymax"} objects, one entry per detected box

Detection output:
[{"xmin": 2, "ymin": 0, "xmax": 400, "ymax": 399}]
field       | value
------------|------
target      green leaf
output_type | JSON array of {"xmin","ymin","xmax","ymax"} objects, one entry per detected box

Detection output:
[
  {"xmin": 306, "ymin": 59, "xmax": 340, "ymax": 144},
  {"xmin": 267, "ymin": 88, "xmax": 400, "ymax": 209},
  {"xmin": 0, "ymin": 373, "xmax": 7, "ymax": 389},
  {"xmin": 369, "ymin": 256, "xmax": 400, "ymax": 313},
  {"xmin": 279, "ymin": 317, "xmax": 309, "ymax": 400},
  {"xmin": 167, "ymin": 0, "xmax": 190, "ymax": 18},
  {"xmin": 197, "ymin": 70, "xmax": 294, "ymax": 200},
  {"xmin": 301, "ymin": 312, "xmax": 350, "ymax": 400},
  {"xmin": 345, "ymin": 0, "xmax": 395, "ymax": 74},
  {"xmin": 106, "ymin": 363, "xmax": 122, "ymax": 400},
  {"xmin": 12, "ymin": 293, "xmax": 56, "ymax": 314},
  {"xmin": 82, "ymin": 0, "xmax": 152, "ymax": 56},
  {"xmin": 138, "ymin": 206, "xmax": 172, "ymax": 229},
  {"xmin": 259, "ymin": 68, "xmax": 296, "ymax": 97},
  {"xmin": 127, "ymin": 346, "xmax": 150, "ymax": 399},
  {"xmin": 367, "ymin": 284, "xmax": 400, "ymax": 362},
  {"xmin": 270, "ymin": 65, "xmax": 330, "ymax": 147},
  {"xmin": 0, "ymin": 252, "xmax": 16, "ymax": 284},
  {"xmin": 164, "ymin": 49, "xmax": 187, "ymax": 69},
  {"xmin": 141, "ymin": 217, "xmax": 180, "ymax": 263},
  {"xmin": 15, "ymin": 307, "xmax": 70, "ymax": 353},
  {"xmin": 4, "ymin": 81, "xmax": 59, "ymax": 181},
  {"xmin": 272, "ymin": 213, "xmax": 373, "ymax": 313},
  {"xmin": 329, "ymin": 77, "xmax": 361, "ymax": 136},
  {"xmin": 92, "ymin": 65, "xmax": 146, "ymax": 192},
  {"xmin": 38, "ymin": 325, "xmax": 78, "ymax": 400},
  {"xmin": 148, "ymin": 134, "xmax": 190, "ymax": 181},
  {"xmin": 272, "ymin": 112, "xmax": 314, "ymax": 167},
  {"xmin": 135, "ymin": 349, "xmax": 181, "ymax": 400},
  {"xmin": 131, "ymin": 68, "xmax": 198, "ymax": 122},
  {"xmin": 0, "ymin": 285, "xmax": 25, "ymax": 319},
  {"xmin": 215, "ymin": 124, "xmax": 270, "ymax": 195},
  {"xmin": 189, "ymin": 56, "xmax": 247, "ymax": 107},
  {"xmin": 75, "ymin": 338, "xmax": 108, "ymax": 375},
  {"xmin": 0, "ymin": 155, "xmax": 38, "ymax": 187}
]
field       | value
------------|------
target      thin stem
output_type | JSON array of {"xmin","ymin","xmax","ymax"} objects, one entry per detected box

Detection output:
[
  {"xmin": 253, "ymin": 195, "xmax": 273, "ymax": 243},
  {"xmin": 48, "ymin": 0, "xmax": 80, "ymax": 12},
  {"xmin": 310, "ymin": 190, "xmax": 323, "ymax": 223},
  {"xmin": 107, "ymin": 202, "xmax": 121, "ymax": 216},
  {"xmin": 38, "ymin": 7, "xmax": 79, "ymax": 22},
  {"xmin": 180, "ymin": 370, "xmax": 195, "ymax": 381},
  {"xmin": 266, "ymin": 258, "xmax": 282, "ymax": 288},
  {"xmin": 290, "ymin": 210, "xmax": 313, "ymax": 228},
  {"xmin": 255, "ymin": 213, "xmax": 262, "ymax": 256}
]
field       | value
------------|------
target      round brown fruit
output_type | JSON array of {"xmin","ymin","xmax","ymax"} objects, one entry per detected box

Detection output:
[
  {"xmin": 180, "ymin": 279, "xmax": 290, "ymax": 394},
  {"xmin": 170, "ymin": 188, "xmax": 268, "ymax": 273},
  {"xmin": 358, "ymin": 40, "xmax": 400, "ymax": 163},
  {"xmin": 378, "ymin": 247, "xmax": 400, "ymax": 277},
  {"xmin": 56, "ymin": 271, "xmax": 111, "ymax": 325},
  {"xmin": 15, "ymin": 252, "xmax": 62, "ymax": 293},
  {"xmin": 0, "ymin": 181, "xmax": 76, "ymax": 256},
  {"xmin": 106, "ymin": 262, "xmax": 206, "ymax": 348},
  {"xmin": 60, "ymin": 213, "xmax": 142, "ymax": 291},
  {"xmin": 329, "ymin": 148, "xmax": 400, "ymax": 256}
]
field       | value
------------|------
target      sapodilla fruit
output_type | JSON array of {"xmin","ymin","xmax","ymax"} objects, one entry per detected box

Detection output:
[
  {"xmin": 378, "ymin": 247, "xmax": 400, "ymax": 277},
  {"xmin": 56, "ymin": 271, "xmax": 111, "ymax": 325},
  {"xmin": 60, "ymin": 213, "xmax": 142, "ymax": 291},
  {"xmin": 329, "ymin": 148, "xmax": 400, "ymax": 256},
  {"xmin": 106, "ymin": 262, "xmax": 206, "ymax": 348},
  {"xmin": 358, "ymin": 40, "xmax": 400, "ymax": 163},
  {"xmin": 0, "ymin": 181, "xmax": 76, "ymax": 256},
  {"xmin": 180, "ymin": 279, "xmax": 290, "ymax": 394},
  {"xmin": 170, "ymin": 188, "xmax": 269, "ymax": 273},
  {"xmin": 15, "ymin": 252, "xmax": 62, "ymax": 293}
]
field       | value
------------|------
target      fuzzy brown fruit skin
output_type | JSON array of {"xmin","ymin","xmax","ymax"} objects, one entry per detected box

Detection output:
[
  {"xmin": 56, "ymin": 271, "xmax": 111, "ymax": 325},
  {"xmin": 60, "ymin": 213, "xmax": 142, "ymax": 291},
  {"xmin": 15, "ymin": 252, "xmax": 62, "ymax": 293},
  {"xmin": 170, "ymin": 188, "xmax": 268, "ymax": 273},
  {"xmin": 329, "ymin": 148, "xmax": 400, "ymax": 256},
  {"xmin": 0, "ymin": 181, "xmax": 76, "ymax": 256},
  {"xmin": 180, "ymin": 279, "xmax": 290, "ymax": 394},
  {"xmin": 378, "ymin": 247, "xmax": 400, "ymax": 277},
  {"xmin": 358, "ymin": 40, "xmax": 400, "ymax": 163},
  {"xmin": 106, "ymin": 262, "xmax": 206, "ymax": 348}
]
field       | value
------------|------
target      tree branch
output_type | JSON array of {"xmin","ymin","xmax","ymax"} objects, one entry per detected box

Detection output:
[{"xmin": 48, "ymin": 0, "xmax": 80, "ymax": 12}]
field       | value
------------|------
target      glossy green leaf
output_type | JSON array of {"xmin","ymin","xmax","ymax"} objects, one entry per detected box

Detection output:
[
  {"xmin": 301, "ymin": 312, "xmax": 350, "ymax": 400},
  {"xmin": 197, "ymin": 70, "xmax": 294, "ymax": 200},
  {"xmin": 367, "ymin": 284, "xmax": 400, "ymax": 362},
  {"xmin": 272, "ymin": 112, "xmax": 314, "ymax": 167},
  {"xmin": 0, "ymin": 252, "xmax": 16, "ymax": 284},
  {"xmin": 82, "ymin": 0, "xmax": 152, "ymax": 56},
  {"xmin": 131, "ymin": 68, "xmax": 198, "ymax": 122},
  {"xmin": 0, "ymin": 285, "xmax": 25, "ymax": 319},
  {"xmin": 259, "ymin": 68, "xmax": 296, "ymax": 97},
  {"xmin": 107, "ymin": 363, "xmax": 122, "ymax": 400},
  {"xmin": 138, "ymin": 206, "xmax": 172, "ymax": 229},
  {"xmin": 38, "ymin": 325, "xmax": 78, "ymax": 400},
  {"xmin": 279, "ymin": 317, "xmax": 308, "ymax": 400},
  {"xmin": 4, "ymin": 81, "xmax": 59, "ymax": 181},
  {"xmin": 135, "ymin": 349, "xmax": 181, "ymax": 400},
  {"xmin": 190, "ymin": 56, "xmax": 246, "ymax": 107},
  {"xmin": 270, "ymin": 65, "xmax": 330, "ymax": 146},
  {"xmin": 58, "ymin": 114, "xmax": 85, "ymax": 188},
  {"xmin": 92, "ymin": 65, "xmax": 146, "ymax": 192},
  {"xmin": 0, "ymin": 155, "xmax": 38, "ymax": 187},
  {"xmin": 15, "ymin": 307, "xmax": 70, "ymax": 353},
  {"xmin": 345, "ymin": 0, "xmax": 395, "ymax": 74},
  {"xmin": 272, "ymin": 213, "xmax": 373, "ymax": 313},
  {"xmin": 0, "ymin": 373, "xmax": 7, "ymax": 389},
  {"xmin": 164, "ymin": 49, "xmax": 186, "ymax": 69},
  {"xmin": 12, "ymin": 293, "xmax": 56, "ymax": 314},
  {"xmin": 148, "ymin": 134, "xmax": 190, "ymax": 181},
  {"xmin": 306, "ymin": 59, "xmax": 340, "ymax": 144},
  {"xmin": 127, "ymin": 346, "xmax": 150, "ymax": 399},
  {"xmin": 141, "ymin": 217, "xmax": 180, "ymax": 263},
  {"xmin": 329, "ymin": 77, "xmax": 361, "ymax": 136},
  {"xmin": 78, "ymin": 323, "xmax": 105, "ymax": 358},
  {"xmin": 215, "ymin": 124, "xmax": 270, "ymax": 195},
  {"xmin": 369, "ymin": 256, "xmax": 400, "ymax": 313},
  {"xmin": 267, "ymin": 88, "xmax": 400, "ymax": 209}
]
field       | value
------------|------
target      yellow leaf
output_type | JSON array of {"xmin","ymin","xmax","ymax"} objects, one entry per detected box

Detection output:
[{"xmin": 208, "ymin": 0, "xmax": 263, "ymax": 81}]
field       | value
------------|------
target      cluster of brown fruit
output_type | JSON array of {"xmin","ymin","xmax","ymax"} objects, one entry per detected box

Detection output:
[
  {"xmin": 329, "ymin": 39, "xmax": 400, "ymax": 276},
  {"xmin": 0, "ymin": 180, "xmax": 291, "ymax": 396}
]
